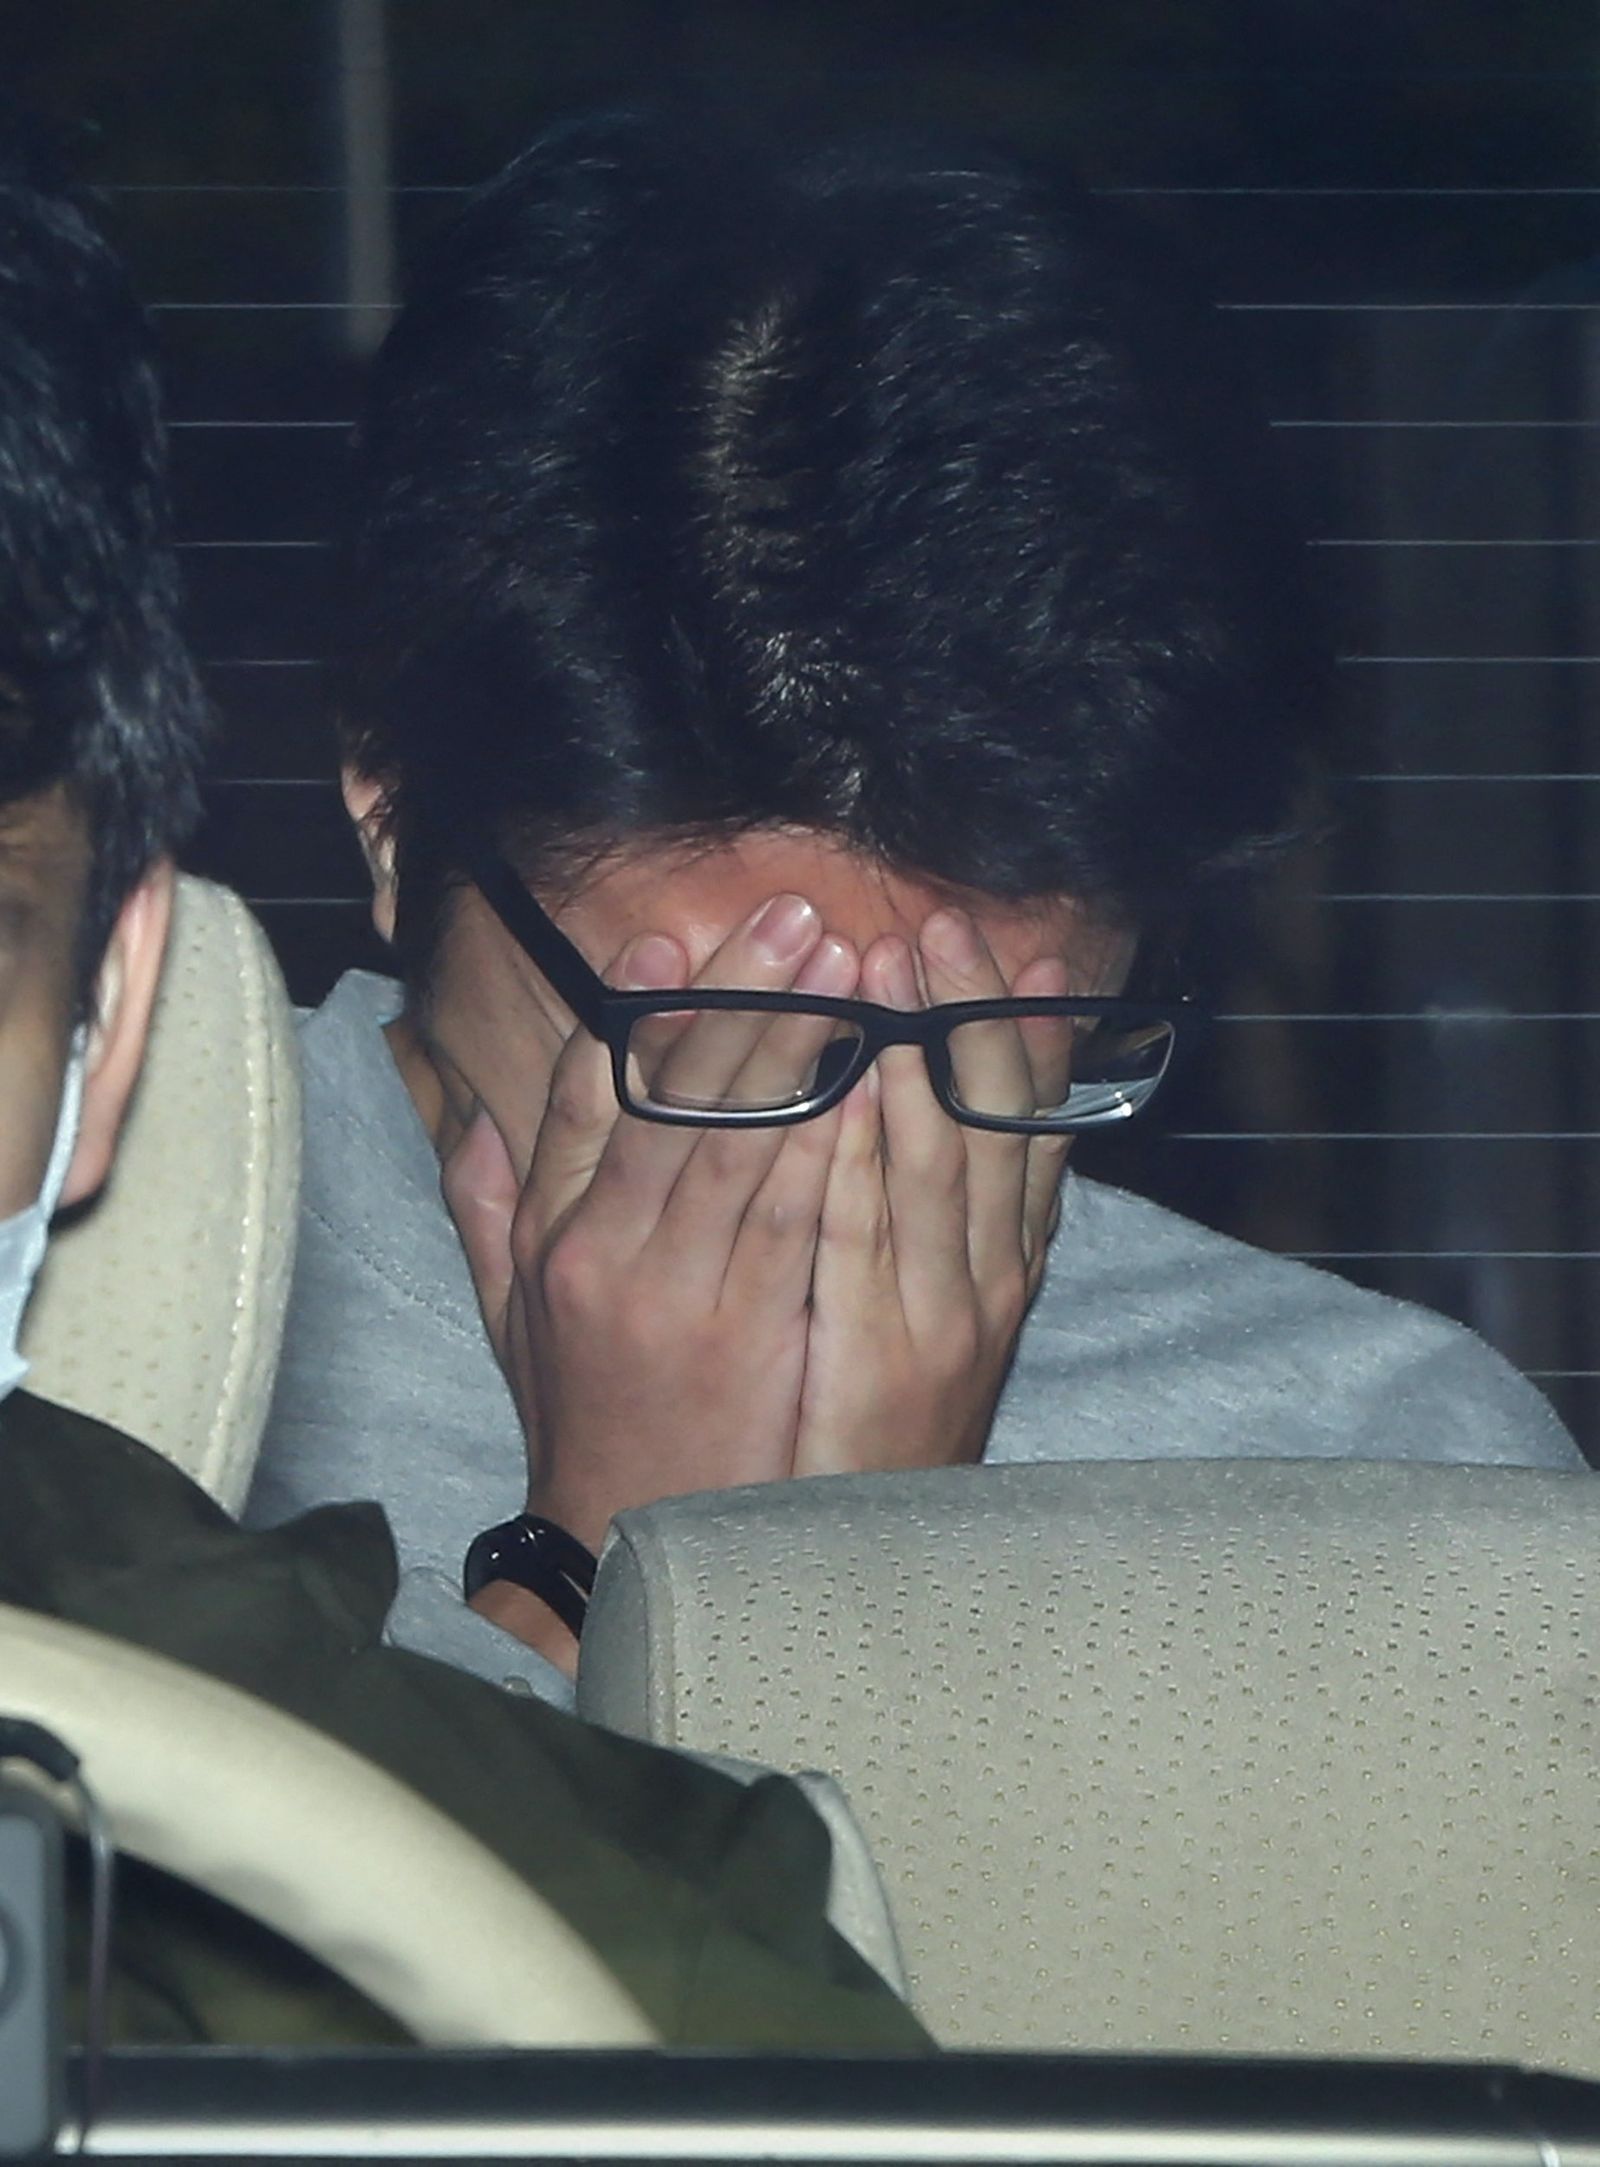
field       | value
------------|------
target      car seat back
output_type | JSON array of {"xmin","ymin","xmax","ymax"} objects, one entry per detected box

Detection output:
[
  {"xmin": 21, "ymin": 875, "xmax": 300, "ymax": 1512},
  {"xmin": 10, "ymin": 889, "xmax": 661, "ymax": 2047},
  {"xmin": 578, "ymin": 1457, "xmax": 1600, "ymax": 2067}
]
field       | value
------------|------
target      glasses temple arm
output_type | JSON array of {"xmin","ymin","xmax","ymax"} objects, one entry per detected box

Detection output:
[{"xmin": 466, "ymin": 850, "xmax": 611, "ymax": 1029}]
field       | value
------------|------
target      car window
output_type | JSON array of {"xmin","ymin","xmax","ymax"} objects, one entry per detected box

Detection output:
[{"xmin": 15, "ymin": 0, "xmax": 1591, "ymax": 1466}]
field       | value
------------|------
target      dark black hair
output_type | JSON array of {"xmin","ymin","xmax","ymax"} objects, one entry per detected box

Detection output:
[
  {"xmin": 344, "ymin": 109, "xmax": 1325, "ymax": 981},
  {"xmin": 0, "ymin": 120, "xmax": 207, "ymax": 969}
]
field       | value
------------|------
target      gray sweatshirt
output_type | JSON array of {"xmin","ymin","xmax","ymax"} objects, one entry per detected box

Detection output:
[{"xmin": 248, "ymin": 972, "xmax": 1584, "ymax": 1705}]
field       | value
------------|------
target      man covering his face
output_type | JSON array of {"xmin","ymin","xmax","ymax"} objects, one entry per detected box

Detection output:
[{"xmin": 250, "ymin": 110, "xmax": 1582, "ymax": 1694}]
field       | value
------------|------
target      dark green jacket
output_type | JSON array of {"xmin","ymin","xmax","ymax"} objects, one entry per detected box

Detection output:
[{"xmin": 0, "ymin": 1390, "xmax": 926, "ymax": 2054}]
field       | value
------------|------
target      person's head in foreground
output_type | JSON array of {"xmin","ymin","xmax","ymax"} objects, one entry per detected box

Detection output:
[
  {"xmin": 0, "ymin": 130, "xmax": 207, "ymax": 1396},
  {"xmin": 0, "ymin": 135, "xmax": 932, "ymax": 2058},
  {"xmin": 333, "ymin": 108, "xmax": 1324, "ymax": 1648}
]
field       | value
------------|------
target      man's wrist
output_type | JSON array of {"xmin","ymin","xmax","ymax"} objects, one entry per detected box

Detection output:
[
  {"xmin": 467, "ymin": 1577, "xmax": 582, "ymax": 1681},
  {"xmin": 525, "ymin": 1485, "xmax": 613, "ymax": 1561},
  {"xmin": 463, "ymin": 1511, "xmax": 597, "ymax": 1627}
]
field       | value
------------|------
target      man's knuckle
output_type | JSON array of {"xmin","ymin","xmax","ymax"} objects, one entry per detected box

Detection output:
[
  {"xmin": 703, "ymin": 1127, "xmax": 762, "ymax": 1187},
  {"xmin": 546, "ymin": 1061, "xmax": 601, "ymax": 1129},
  {"xmin": 893, "ymin": 1120, "xmax": 958, "ymax": 1184},
  {"xmin": 508, "ymin": 1204, "xmax": 545, "ymax": 1278},
  {"xmin": 927, "ymin": 1150, "xmax": 969, "ymax": 1205},
  {"xmin": 539, "ymin": 1224, "xmax": 605, "ymax": 1313},
  {"xmin": 987, "ymin": 1261, "xmax": 1030, "ymax": 1325},
  {"xmin": 752, "ymin": 1195, "xmax": 803, "ymax": 1244}
]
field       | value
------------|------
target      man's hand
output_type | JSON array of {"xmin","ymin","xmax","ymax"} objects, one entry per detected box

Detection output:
[
  {"xmin": 441, "ymin": 888, "xmax": 1074, "ymax": 1668},
  {"xmin": 795, "ymin": 907, "xmax": 1072, "ymax": 1476},
  {"xmin": 442, "ymin": 893, "xmax": 860, "ymax": 1564}
]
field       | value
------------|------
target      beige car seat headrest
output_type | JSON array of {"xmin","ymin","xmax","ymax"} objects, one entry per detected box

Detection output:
[
  {"xmin": 11, "ymin": 880, "xmax": 663, "ymax": 2049},
  {"xmin": 21, "ymin": 874, "xmax": 300, "ymax": 1511},
  {"xmin": 580, "ymin": 1456, "xmax": 1600, "ymax": 2067}
]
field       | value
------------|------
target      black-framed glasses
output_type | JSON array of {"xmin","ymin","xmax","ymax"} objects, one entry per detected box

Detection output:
[{"xmin": 470, "ymin": 847, "xmax": 1200, "ymax": 1135}]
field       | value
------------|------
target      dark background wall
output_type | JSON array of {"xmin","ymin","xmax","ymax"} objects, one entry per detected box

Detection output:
[{"xmin": 10, "ymin": 0, "xmax": 1600, "ymax": 1462}]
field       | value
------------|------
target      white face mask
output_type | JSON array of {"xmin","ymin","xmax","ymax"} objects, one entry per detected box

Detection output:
[{"xmin": 0, "ymin": 1042, "xmax": 86, "ymax": 1404}]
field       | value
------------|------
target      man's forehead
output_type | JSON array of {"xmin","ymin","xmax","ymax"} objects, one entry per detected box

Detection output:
[
  {"xmin": 493, "ymin": 823, "xmax": 1134, "ymax": 997},
  {"xmin": 559, "ymin": 827, "xmax": 1081, "ymax": 936}
]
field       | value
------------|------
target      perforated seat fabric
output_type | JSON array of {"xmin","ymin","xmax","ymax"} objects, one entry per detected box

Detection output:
[
  {"xmin": 21, "ymin": 876, "xmax": 300, "ymax": 1512},
  {"xmin": 578, "ymin": 1458, "xmax": 1600, "ymax": 2065}
]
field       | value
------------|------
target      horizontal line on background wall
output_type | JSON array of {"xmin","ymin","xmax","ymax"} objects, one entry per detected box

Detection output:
[
  {"xmin": 165, "ymin": 414, "xmax": 1600, "ymax": 438},
  {"xmin": 1291, "ymin": 1251, "xmax": 1600, "ymax": 1260},
  {"xmin": 1120, "ymin": 186, "xmax": 1600, "ymax": 196},
  {"xmin": 1226, "ymin": 301, "xmax": 1600, "ymax": 312},
  {"xmin": 70, "ymin": 60, "xmax": 1600, "ymax": 92},
  {"xmin": 98, "ymin": 185, "xmax": 1600, "ymax": 199},
  {"xmin": 1338, "ymin": 654, "xmax": 1600, "ymax": 664},
  {"xmin": 133, "ymin": 651, "xmax": 1578, "ymax": 670},
  {"xmin": 148, "ymin": 540, "xmax": 1600, "ymax": 571},
  {"xmin": 1217, "ymin": 1010, "xmax": 1600, "ymax": 1021},
  {"xmin": 1322, "ymin": 892, "xmax": 1600, "ymax": 901},
  {"xmin": 202, "ymin": 772, "xmax": 1600, "ymax": 792},
  {"xmin": 1173, "ymin": 1130, "xmax": 1600, "ymax": 1140},
  {"xmin": 1313, "ymin": 539, "xmax": 1600, "ymax": 549},
  {"xmin": 142, "ymin": 297, "xmax": 1600, "ymax": 320},
  {"xmin": 151, "ymin": 301, "xmax": 391, "ymax": 311},
  {"xmin": 1274, "ymin": 418, "xmax": 1600, "ymax": 429},
  {"xmin": 1343, "ymin": 771, "xmax": 1600, "ymax": 781},
  {"xmin": 107, "ymin": 184, "xmax": 464, "ymax": 196},
  {"xmin": 244, "ymin": 532, "xmax": 1600, "ymax": 555}
]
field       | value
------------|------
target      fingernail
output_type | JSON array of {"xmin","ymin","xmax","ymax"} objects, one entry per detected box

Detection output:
[
  {"xmin": 617, "ymin": 934, "xmax": 683, "ymax": 988},
  {"xmin": 751, "ymin": 893, "xmax": 818, "ymax": 962},
  {"xmin": 796, "ymin": 935, "xmax": 856, "ymax": 997},
  {"xmin": 923, "ymin": 908, "xmax": 981, "ymax": 969}
]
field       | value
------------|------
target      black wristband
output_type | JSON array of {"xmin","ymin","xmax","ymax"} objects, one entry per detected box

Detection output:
[{"xmin": 462, "ymin": 1513, "xmax": 599, "ymax": 1642}]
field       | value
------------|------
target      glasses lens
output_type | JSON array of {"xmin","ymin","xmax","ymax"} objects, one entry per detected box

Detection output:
[
  {"xmin": 943, "ymin": 1009, "xmax": 1177, "ymax": 1129},
  {"xmin": 624, "ymin": 1006, "xmax": 867, "ymax": 1118}
]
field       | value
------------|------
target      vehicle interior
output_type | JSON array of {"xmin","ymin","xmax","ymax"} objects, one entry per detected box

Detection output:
[
  {"xmin": 10, "ymin": 869, "xmax": 1598, "ymax": 2155},
  {"xmin": 3, "ymin": 4, "xmax": 1600, "ymax": 2161}
]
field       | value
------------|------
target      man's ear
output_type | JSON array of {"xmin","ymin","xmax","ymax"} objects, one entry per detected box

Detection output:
[
  {"xmin": 341, "ymin": 763, "xmax": 398, "ymax": 943},
  {"xmin": 60, "ymin": 858, "xmax": 175, "ymax": 1209}
]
